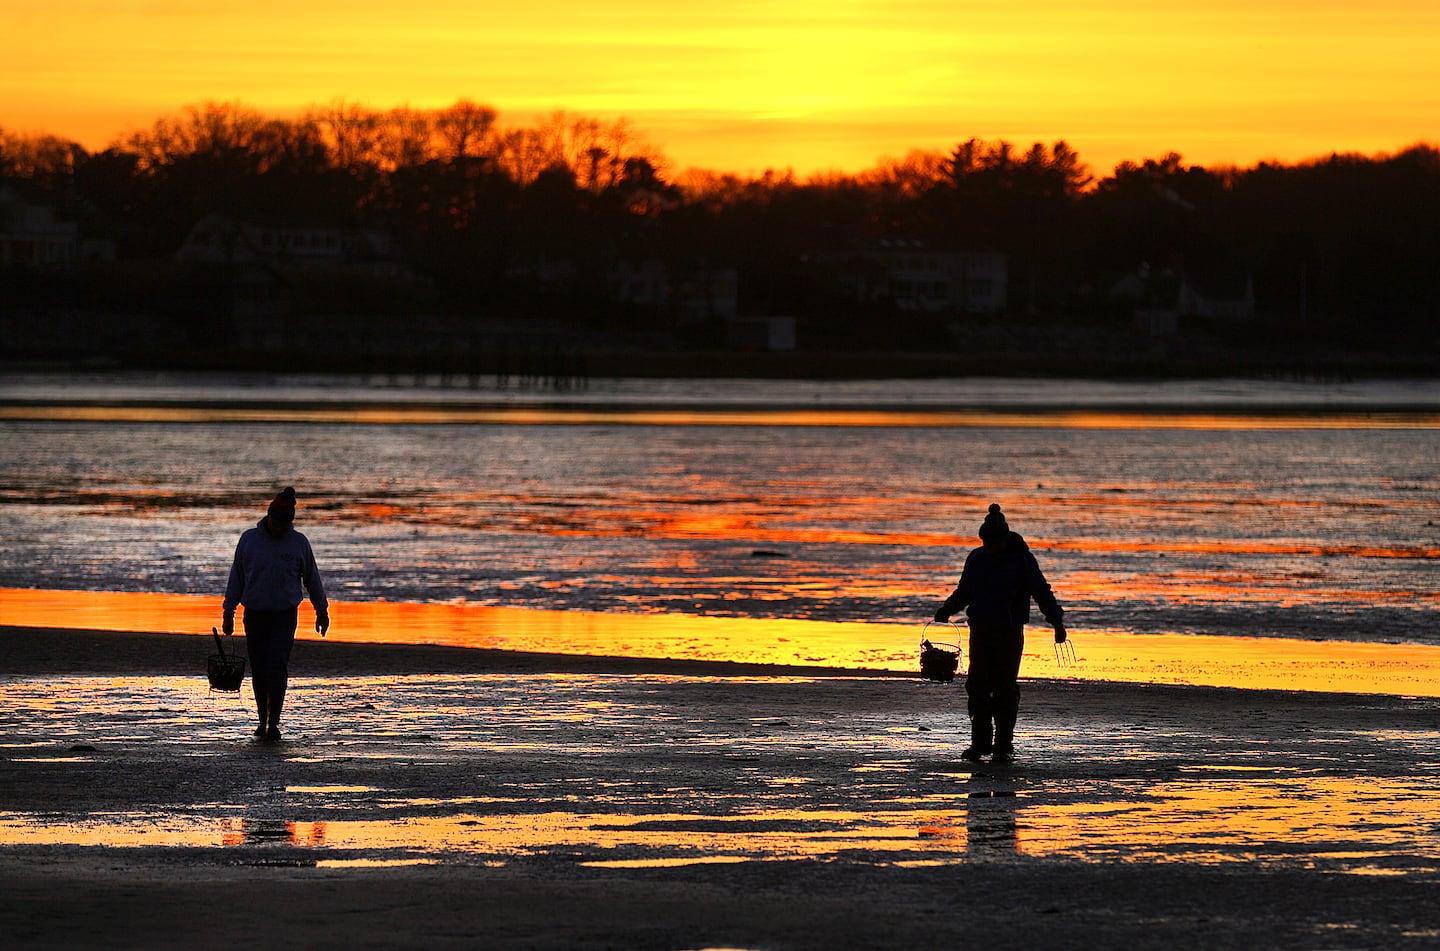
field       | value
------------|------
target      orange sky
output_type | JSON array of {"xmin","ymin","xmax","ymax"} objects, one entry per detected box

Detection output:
[{"xmin": 3, "ymin": 1, "xmax": 1438, "ymax": 177}]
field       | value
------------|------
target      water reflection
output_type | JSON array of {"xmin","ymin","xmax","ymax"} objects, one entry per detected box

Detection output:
[
  {"xmin": 6, "ymin": 403, "xmax": 1438, "ymax": 430},
  {"xmin": 3, "ymin": 668, "xmax": 1438, "ymax": 875},
  {"xmin": 915, "ymin": 779, "xmax": 1021, "ymax": 858},
  {"xmin": 7, "ymin": 587, "xmax": 1440, "ymax": 696},
  {"xmin": 221, "ymin": 818, "xmax": 328, "ymax": 847},
  {"xmin": 4, "ymin": 777, "xmax": 1437, "ymax": 873},
  {"xmin": 967, "ymin": 787, "xmax": 1020, "ymax": 857},
  {"xmin": 3, "ymin": 411, "xmax": 1436, "ymax": 648}
]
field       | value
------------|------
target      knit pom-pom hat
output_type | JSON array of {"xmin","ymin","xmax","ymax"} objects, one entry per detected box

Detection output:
[
  {"xmin": 267, "ymin": 486, "xmax": 297, "ymax": 524},
  {"xmin": 978, "ymin": 502, "xmax": 1009, "ymax": 542}
]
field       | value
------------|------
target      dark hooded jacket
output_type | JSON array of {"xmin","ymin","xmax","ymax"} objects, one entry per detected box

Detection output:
[
  {"xmin": 223, "ymin": 518, "xmax": 328, "ymax": 616},
  {"xmin": 936, "ymin": 532, "xmax": 1063, "ymax": 629}
]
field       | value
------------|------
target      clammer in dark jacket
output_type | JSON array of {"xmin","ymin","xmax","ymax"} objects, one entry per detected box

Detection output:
[{"xmin": 935, "ymin": 532, "xmax": 1063, "ymax": 630}]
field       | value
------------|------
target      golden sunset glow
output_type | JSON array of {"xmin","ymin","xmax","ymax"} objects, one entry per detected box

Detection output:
[
  {"xmin": 4, "ymin": 1, "xmax": 1438, "ymax": 175},
  {"xmin": 6, "ymin": 588, "xmax": 1440, "ymax": 696}
]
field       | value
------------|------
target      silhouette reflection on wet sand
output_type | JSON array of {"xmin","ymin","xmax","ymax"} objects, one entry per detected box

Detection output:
[
  {"xmin": 222, "ymin": 818, "xmax": 328, "ymax": 848},
  {"xmin": 966, "ymin": 785, "xmax": 1020, "ymax": 857}
]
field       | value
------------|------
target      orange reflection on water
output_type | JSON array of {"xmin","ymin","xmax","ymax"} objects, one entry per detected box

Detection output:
[
  {"xmin": 4, "ymin": 404, "xmax": 1437, "ymax": 430},
  {"xmin": 913, "ymin": 775, "xmax": 1440, "ymax": 868},
  {"xmin": 1050, "ymin": 538, "xmax": 1440, "ymax": 561},
  {"xmin": 0, "ymin": 809, "xmax": 927, "ymax": 857},
  {"xmin": 220, "ymin": 819, "xmax": 328, "ymax": 847},
  {"xmin": 4, "ymin": 587, "xmax": 1440, "ymax": 696},
  {"xmin": 1, "ymin": 589, "xmax": 225, "ymax": 639},
  {"xmin": 3, "ymin": 778, "xmax": 1437, "ymax": 871},
  {"xmin": 320, "ymin": 493, "xmax": 959, "ymax": 548}
]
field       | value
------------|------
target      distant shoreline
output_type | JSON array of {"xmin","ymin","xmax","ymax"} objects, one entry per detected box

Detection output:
[
  {"xmin": 5, "ymin": 402, "xmax": 1436, "ymax": 429},
  {"xmin": 5, "ymin": 348, "xmax": 1440, "ymax": 383},
  {"xmin": 4, "ymin": 374, "xmax": 1438, "ymax": 426}
]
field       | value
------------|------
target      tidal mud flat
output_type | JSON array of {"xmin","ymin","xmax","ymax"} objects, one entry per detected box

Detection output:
[
  {"xmin": 4, "ymin": 374, "xmax": 1438, "ymax": 645},
  {"xmin": 3, "ymin": 627, "xmax": 1439, "ymax": 949}
]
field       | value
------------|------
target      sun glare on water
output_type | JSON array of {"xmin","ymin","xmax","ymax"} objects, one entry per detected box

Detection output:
[{"xmin": 4, "ymin": 588, "xmax": 1438, "ymax": 697}]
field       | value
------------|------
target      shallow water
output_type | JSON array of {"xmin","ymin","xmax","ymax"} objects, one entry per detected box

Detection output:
[
  {"xmin": 9, "ymin": 588, "xmax": 1440, "ymax": 696},
  {"xmin": 2, "ymin": 374, "xmax": 1437, "ymax": 649}
]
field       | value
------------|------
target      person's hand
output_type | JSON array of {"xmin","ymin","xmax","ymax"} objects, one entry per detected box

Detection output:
[
  {"xmin": 933, "ymin": 608, "xmax": 949, "ymax": 623},
  {"xmin": 222, "ymin": 614, "xmax": 234, "ymax": 636},
  {"xmin": 316, "ymin": 613, "xmax": 330, "ymax": 638},
  {"xmin": 1053, "ymin": 621, "xmax": 1067, "ymax": 644}
]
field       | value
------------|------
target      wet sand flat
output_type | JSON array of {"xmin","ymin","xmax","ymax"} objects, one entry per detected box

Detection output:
[{"xmin": 3, "ymin": 626, "xmax": 1440, "ymax": 949}]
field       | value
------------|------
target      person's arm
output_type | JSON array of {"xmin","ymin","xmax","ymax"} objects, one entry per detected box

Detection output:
[
  {"xmin": 1024, "ymin": 550, "xmax": 1066, "ymax": 642},
  {"xmin": 221, "ymin": 538, "xmax": 245, "ymax": 635},
  {"xmin": 301, "ymin": 537, "xmax": 329, "ymax": 636},
  {"xmin": 934, "ymin": 552, "xmax": 976, "ymax": 622},
  {"xmin": 933, "ymin": 584, "xmax": 965, "ymax": 623}
]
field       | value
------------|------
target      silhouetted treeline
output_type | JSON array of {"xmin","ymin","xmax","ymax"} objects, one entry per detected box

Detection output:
[{"xmin": 2, "ymin": 99, "xmax": 1437, "ymax": 373}]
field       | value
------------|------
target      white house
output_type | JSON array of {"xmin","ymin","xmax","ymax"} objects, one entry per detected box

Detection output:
[
  {"xmin": 1178, "ymin": 274, "xmax": 1256, "ymax": 321},
  {"xmin": 176, "ymin": 215, "xmax": 407, "ymax": 277},
  {"xmin": 673, "ymin": 267, "xmax": 738, "ymax": 324},
  {"xmin": 868, "ymin": 241, "xmax": 1008, "ymax": 314},
  {"xmin": 0, "ymin": 190, "xmax": 79, "ymax": 268},
  {"xmin": 606, "ymin": 259, "xmax": 669, "ymax": 308}
]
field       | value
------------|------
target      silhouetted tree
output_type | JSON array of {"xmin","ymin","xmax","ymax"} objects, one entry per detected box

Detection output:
[
  {"xmin": 435, "ymin": 100, "xmax": 499, "ymax": 163},
  {"xmin": 4, "ymin": 100, "xmax": 1437, "ymax": 369}
]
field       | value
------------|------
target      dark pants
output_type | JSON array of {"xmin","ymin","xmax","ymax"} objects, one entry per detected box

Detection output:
[
  {"xmin": 243, "ymin": 607, "xmax": 297, "ymax": 727},
  {"xmin": 965, "ymin": 624, "xmax": 1025, "ymax": 751}
]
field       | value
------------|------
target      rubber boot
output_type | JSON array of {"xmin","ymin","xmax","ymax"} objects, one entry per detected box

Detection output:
[
  {"xmin": 961, "ymin": 717, "xmax": 994, "ymax": 762},
  {"xmin": 992, "ymin": 712, "xmax": 1016, "ymax": 764},
  {"xmin": 265, "ymin": 687, "xmax": 285, "ymax": 741},
  {"xmin": 252, "ymin": 687, "xmax": 268, "ymax": 738}
]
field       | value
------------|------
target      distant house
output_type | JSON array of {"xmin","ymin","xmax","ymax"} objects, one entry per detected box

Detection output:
[
  {"xmin": 859, "ymin": 241, "xmax": 1007, "ymax": 314},
  {"xmin": 0, "ymin": 190, "xmax": 79, "ymax": 268},
  {"xmin": 1112, "ymin": 263, "xmax": 1179, "ymax": 336},
  {"xmin": 176, "ymin": 215, "xmax": 409, "ymax": 278},
  {"xmin": 606, "ymin": 259, "xmax": 669, "ymax": 308},
  {"xmin": 673, "ymin": 267, "xmax": 738, "ymax": 324},
  {"xmin": 1112, "ymin": 263, "xmax": 1255, "ymax": 326},
  {"xmin": 1178, "ymin": 272, "xmax": 1255, "ymax": 321},
  {"xmin": 604, "ymin": 261, "xmax": 742, "ymax": 327}
]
